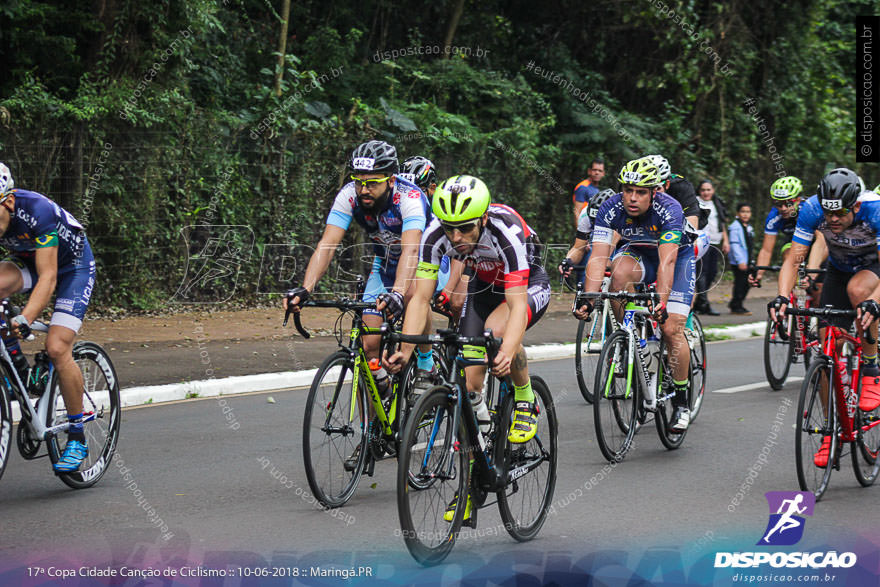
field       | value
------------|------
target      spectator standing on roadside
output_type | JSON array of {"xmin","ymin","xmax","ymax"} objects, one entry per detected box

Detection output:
[
  {"xmin": 694, "ymin": 179, "xmax": 730, "ymax": 315},
  {"xmin": 572, "ymin": 158, "xmax": 605, "ymax": 225},
  {"xmin": 727, "ymin": 202, "xmax": 754, "ymax": 315}
]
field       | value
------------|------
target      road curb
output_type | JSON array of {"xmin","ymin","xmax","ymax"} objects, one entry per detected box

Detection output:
[{"xmin": 10, "ymin": 321, "xmax": 767, "ymax": 419}]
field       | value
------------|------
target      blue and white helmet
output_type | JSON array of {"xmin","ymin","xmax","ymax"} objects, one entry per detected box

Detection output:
[{"xmin": 0, "ymin": 163, "xmax": 13, "ymax": 196}]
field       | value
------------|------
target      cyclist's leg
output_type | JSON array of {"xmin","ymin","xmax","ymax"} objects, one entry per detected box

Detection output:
[
  {"xmin": 361, "ymin": 258, "xmax": 392, "ymax": 360},
  {"xmin": 660, "ymin": 246, "xmax": 696, "ymax": 430},
  {"xmin": 608, "ymin": 247, "xmax": 645, "ymax": 319},
  {"xmin": 847, "ymin": 265, "xmax": 880, "ymax": 410},
  {"xmin": 48, "ymin": 248, "xmax": 96, "ymax": 471},
  {"xmin": 460, "ymin": 280, "xmax": 499, "ymax": 395},
  {"xmin": 0, "ymin": 257, "xmax": 30, "ymax": 373}
]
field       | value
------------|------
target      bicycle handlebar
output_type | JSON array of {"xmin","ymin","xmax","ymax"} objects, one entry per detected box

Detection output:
[
  {"xmin": 386, "ymin": 326, "xmax": 502, "ymax": 355},
  {"xmin": 783, "ymin": 306, "xmax": 877, "ymax": 344},
  {"xmin": 283, "ymin": 299, "xmax": 376, "ymax": 338},
  {"xmin": 576, "ymin": 290, "xmax": 660, "ymax": 304}
]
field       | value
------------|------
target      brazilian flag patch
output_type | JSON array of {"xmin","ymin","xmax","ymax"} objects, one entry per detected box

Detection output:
[
  {"xmin": 659, "ymin": 230, "xmax": 681, "ymax": 244},
  {"xmin": 35, "ymin": 232, "xmax": 59, "ymax": 248}
]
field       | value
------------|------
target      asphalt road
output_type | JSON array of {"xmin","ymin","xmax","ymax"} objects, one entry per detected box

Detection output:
[{"xmin": 1, "ymin": 338, "xmax": 877, "ymax": 585}]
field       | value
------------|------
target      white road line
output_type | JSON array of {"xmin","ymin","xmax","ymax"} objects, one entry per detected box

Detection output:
[{"xmin": 712, "ymin": 377, "xmax": 803, "ymax": 394}]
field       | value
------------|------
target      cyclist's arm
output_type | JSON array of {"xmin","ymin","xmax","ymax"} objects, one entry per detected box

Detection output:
[
  {"xmin": 656, "ymin": 242, "xmax": 677, "ymax": 308},
  {"xmin": 564, "ymin": 237, "xmax": 589, "ymax": 266},
  {"xmin": 390, "ymin": 228, "xmax": 421, "ymax": 295},
  {"xmin": 777, "ymin": 241, "xmax": 809, "ymax": 300},
  {"xmin": 501, "ymin": 284, "xmax": 529, "ymax": 358},
  {"xmin": 584, "ymin": 241, "xmax": 612, "ymax": 292},
  {"xmin": 755, "ymin": 233, "xmax": 777, "ymax": 280},
  {"xmin": 440, "ymin": 257, "xmax": 465, "ymax": 299},
  {"xmin": 573, "ymin": 201, "xmax": 586, "ymax": 225},
  {"xmin": 807, "ymin": 231, "xmax": 828, "ymax": 269},
  {"xmin": 301, "ymin": 224, "xmax": 346, "ymax": 292},
  {"xmin": 22, "ymin": 245, "xmax": 58, "ymax": 324},
  {"xmin": 396, "ymin": 268, "xmax": 437, "ymax": 363}
]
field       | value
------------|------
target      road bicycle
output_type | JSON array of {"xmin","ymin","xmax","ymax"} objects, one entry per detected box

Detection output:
[
  {"xmin": 578, "ymin": 290, "xmax": 693, "ymax": 462},
  {"xmin": 784, "ymin": 306, "xmax": 880, "ymax": 500},
  {"xmin": 0, "ymin": 300, "xmax": 120, "ymax": 488},
  {"xmin": 393, "ymin": 328, "xmax": 558, "ymax": 566},
  {"xmin": 753, "ymin": 265, "xmax": 824, "ymax": 390}
]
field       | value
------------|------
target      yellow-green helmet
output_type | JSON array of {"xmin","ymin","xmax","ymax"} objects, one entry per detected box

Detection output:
[
  {"xmin": 432, "ymin": 175, "xmax": 491, "ymax": 223},
  {"xmin": 770, "ymin": 176, "xmax": 803, "ymax": 200},
  {"xmin": 617, "ymin": 157, "xmax": 662, "ymax": 188}
]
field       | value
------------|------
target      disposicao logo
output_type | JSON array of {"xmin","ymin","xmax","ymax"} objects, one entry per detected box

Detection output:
[{"xmin": 714, "ymin": 491, "xmax": 857, "ymax": 569}]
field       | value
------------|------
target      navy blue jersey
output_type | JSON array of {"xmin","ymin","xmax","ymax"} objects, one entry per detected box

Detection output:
[
  {"xmin": 592, "ymin": 192, "xmax": 689, "ymax": 248},
  {"xmin": 326, "ymin": 175, "xmax": 430, "ymax": 269},
  {"xmin": 0, "ymin": 189, "xmax": 85, "ymax": 267},
  {"xmin": 793, "ymin": 193, "xmax": 880, "ymax": 273},
  {"xmin": 764, "ymin": 206, "xmax": 798, "ymax": 241}
]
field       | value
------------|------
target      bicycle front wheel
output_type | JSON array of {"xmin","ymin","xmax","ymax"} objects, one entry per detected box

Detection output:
[
  {"xmin": 656, "ymin": 338, "xmax": 688, "ymax": 450},
  {"xmin": 397, "ymin": 385, "xmax": 468, "ymax": 566},
  {"xmin": 575, "ymin": 309, "xmax": 611, "ymax": 404},
  {"xmin": 0, "ymin": 378, "xmax": 11, "ymax": 482},
  {"xmin": 795, "ymin": 359, "xmax": 837, "ymax": 500},
  {"xmin": 302, "ymin": 350, "xmax": 368, "ymax": 508},
  {"xmin": 47, "ymin": 342, "xmax": 121, "ymax": 489},
  {"xmin": 852, "ymin": 375, "xmax": 880, "ymax": 486},
  {"xmin": 593, "ymin": 330, "xmax": 638, "ymax": 462},
  {"xmin": 687, "ymin": 314, "xmax": 707, "ymax": 421},
  {"xmin": 496, "ymin": 375, "xmax": 558, "ymax": 541},
  {"xmin": 764, "ymin": 315, "xmax": 794, "ymax": 390}
]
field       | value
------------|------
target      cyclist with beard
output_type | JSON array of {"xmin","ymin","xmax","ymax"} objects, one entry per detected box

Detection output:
[{"xmin": 285, "ymin": 140, "xmax": 432, "ymax": 369}]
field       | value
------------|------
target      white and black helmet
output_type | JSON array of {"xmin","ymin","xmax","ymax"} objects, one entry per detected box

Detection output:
[
  {"xmin": 400, "ymin": 156, "xmax": 436, "ymax": 189},
  {"xmin": 647, "ymin": 154, "xmax": 671, "ymax": 183},
  {"xmin": 0, "ymin": 162, "xmax": 13, "ymax": 195},
  {"xmin": 588, "ymin": 188, "xmax": 616, "ymax": 219},
  {"xmin": 350, "ymin": 140, "xmax": 399, "ymax": 175}
]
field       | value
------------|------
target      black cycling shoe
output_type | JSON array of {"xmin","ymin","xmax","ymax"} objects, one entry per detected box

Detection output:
[
  {"xmin": 343, "ymin": 445, "xmax": 361, "ymax": 472},
  {"xmin": 668, "ymin": 406, "xmax": 691, "ymax": 433}
]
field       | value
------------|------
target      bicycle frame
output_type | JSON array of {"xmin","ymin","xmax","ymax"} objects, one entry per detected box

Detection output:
[
  {"xmin": 819, "ymin": 325, "xmax": 875, "ymax": 444},
  {"xmin": 601, "ymin": 302, "xmax": 658, "ymax": 404}
]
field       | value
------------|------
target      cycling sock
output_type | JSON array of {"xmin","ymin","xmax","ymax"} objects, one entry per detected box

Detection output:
[
  {"xmin": 673, "ymin": 379, "xmax": 689, "ymax": 407},
  {"xmin": 685, "ymin": 313, "xmax": 694, "ymax": 330},
  {"xmin": 67, "ymin": 413, "xmax": 85, "ymax": 442},
  {"xmin": 416, "ymin": 348, "xmax": 434, "ymax": 371},
  {"xmin": 864, "ymin": 353, "xmax": 878, "ymax": 368},
  {"xmin": 513, "ymin": 381, "xmax": 535, "ymax": 403}
]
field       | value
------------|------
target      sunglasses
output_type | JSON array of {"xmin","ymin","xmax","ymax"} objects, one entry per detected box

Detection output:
[
  {"xmin": 350, "ymin": 175, "xmax": 390, "ymax": 189},
  {"xmin": 441, "ymin": 220, "xmax": 481, "ymax": 234},
  {"xmin": 822, "ymin": 207, "xmax": 851, "ymax": 218}
]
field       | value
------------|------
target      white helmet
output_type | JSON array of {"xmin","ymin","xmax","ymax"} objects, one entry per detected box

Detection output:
[
  {"xmin": 0, "ymin": 163, "xmax": 13, "ymax": 195},
  {"xmin": 647, "ymin": 154, "xmax": 671, "ymax": 183}
]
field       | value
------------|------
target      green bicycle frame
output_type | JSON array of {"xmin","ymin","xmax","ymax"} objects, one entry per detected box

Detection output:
[
  {"xmin": 602, "ymin": 301, "xmax": 651, "ymax": 400},
  {"xmin": 348, "ymin": 325, "xmax": 399, "ymax": 438}
]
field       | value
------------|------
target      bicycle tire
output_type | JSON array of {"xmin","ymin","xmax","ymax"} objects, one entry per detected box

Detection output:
[
  {"xmin": 656, "ymin": 337, "xmax": 688, "ymax": 450},
  {"xmin": 575, "ymin": 309, "xmax": 612, "ymax": 404},
  {"xmin": 0, "ymin": 378, "xmax": 11, "ymax": 483},
  {"xmin": 302, "ymin": 350, "xmax": 368, "ymax": 508},
  {"xmin": 764, "ymin": 315, "xmax": 794, "ymax": 390},
  {"xmin": 795, "ymin": 359, "xmax": 837, "ymax": 500},
  {"xmin": 687, "ymin": 314, "xmax": 707, "ymax": 421},
  {"xmin": 397, "ymin": 385, "xmax": 468, "ymax": 566},
  {"xmin": 852, "ymin": 374, "xmax": 880, "ymax": 486},
  {"xmin": 593, "ymin": 330, "xmax": 638, "ymax": 462},
  {"xmin": 496, "ymin": 375, "xmax": 558, "ymax": 541},
  {"xmin": 46, "ymin": 342, "xmax": 121, "ymax": 489}
]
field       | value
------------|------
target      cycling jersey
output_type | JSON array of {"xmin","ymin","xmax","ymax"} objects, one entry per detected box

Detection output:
[
  {"xmin": 327, "ymin": 175, "xmax": 430, "ymax": 271},
  {"xmin": 792, "ymin": 193, "xmax": 880, "ymax": 273},
  {"xmin": 574, "ymin": 205, "xmax": 593, "ymax": 241},
  {"xmin": 417, "ymin": 203, "xmax": 541, "ymax": 289},
  {"xmin": 764, "ymin": 207, "xmax": 798, "ymax": 241},
  {"xmin": 592, "ymin": 192, "xmax": 690, "ymax": 249},
  {"xmin": 0, "ymin": 189, "xmax": 86, "ymax": 265},
  {"xmin": 665, "ymin": 176, "xmax": 702, "ymax": 224}
]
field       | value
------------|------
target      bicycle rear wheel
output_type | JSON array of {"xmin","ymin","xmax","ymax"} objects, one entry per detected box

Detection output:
[
  {"xmin": 46, "ymin": 342, "xmax": 121, "ymax": 489},
  {"xmin": 656, "ymin": 338, "xmax": 688, "ymax": 450},
  {"xmin": 575, "ymin": 308, "xmax": 612, "ymax": 404},
  {"xmin": 0, "ymin": 379, "xmax": 11, "ymax": 482},
  {"xmin": 302, "ymin": 350, "xmax": 368, "ymax": 508},
  {"xmin": 496, "ymin": 375, "xmax": 558, "ymax": 541},
  {"xmin": 397, "ymin": 386, "xmax": 468, "ymax": 566},
  {"xmin": 687, "ymin": 314, "xmax": 707, "ymax": 421},
  {"xmin": 852, "ymin": 375, "xmax": 880, "ymax": 486},
  {"xmin": 593, "ymin": 330, "xmax": 638, "ymax": 462},
  {"xmin": 764, "ymin": 316, "xmax": 794, "ymax": 390},
  {"xmin": 795, "ymin": 360, "xmax": 837, "ymax": 500}
]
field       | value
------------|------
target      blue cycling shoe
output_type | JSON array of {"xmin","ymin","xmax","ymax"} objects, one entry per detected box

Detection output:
[{"xmin": 54, "ymin": 440, "xmax": 88, "ymax": 472}]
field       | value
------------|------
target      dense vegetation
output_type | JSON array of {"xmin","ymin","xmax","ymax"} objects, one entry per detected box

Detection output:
[{"xmin": 0, "ymin": 0, "xmax": 876, "ymax": 308}]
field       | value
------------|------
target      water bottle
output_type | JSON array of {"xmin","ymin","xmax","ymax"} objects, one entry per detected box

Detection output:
[
  {"xmin": 836, "ymin": 356, "xmax": 851, "ymax": 391},
  {"xmin": 643, "ymin": 340, "xmax": 661, "ymax": 409},
  {"xmin": 368, "ymin": 358, "xmax": 390, "ymax": 398},
  {"xmin": 2, "ymin": 330, "xmax": 29, "ymax": 386},
  {"xmin": 29, "ymin": 351, "xmax": 50, "ymax": 395},
  {"xmin": 470, "ymin": 391, "xmax": 491, "ymax": 435}
]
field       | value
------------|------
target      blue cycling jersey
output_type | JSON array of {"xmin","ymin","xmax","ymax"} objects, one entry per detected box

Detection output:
[
  {"xmin": 326, "ymin": 175, "xmax": 431, "ymax": 270},
  {"xmin": 592, "ymin": 192, "xmax": 689, "ymax": 248},
  {"xmin": 764, "ymin": 206, "xmax": 797, "ymax": 241},
  {"xmin": 0, "ymin": 189, "xmax": 86, "ymax": 267},
  {"xmin": 792, "ymin": 193, "xmax": 880, "ymax": 273}
]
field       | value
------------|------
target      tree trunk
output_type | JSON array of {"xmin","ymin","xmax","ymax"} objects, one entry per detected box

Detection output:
[
  {"xmin": 274, "ymin": 0, "xmax": 292, "ymax": 97},
  {"xmin": 443, "ymin": 0, "xmax": 466, "ymax": 57}
]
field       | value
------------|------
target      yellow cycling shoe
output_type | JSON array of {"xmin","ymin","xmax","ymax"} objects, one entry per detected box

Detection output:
[
  {"xmin": 443, "ymin": 492, "xmax": 472, "ymax": 522},
  {"xmin": 508, "ymin": 401, "xmax": 539, "ymax": 444}
]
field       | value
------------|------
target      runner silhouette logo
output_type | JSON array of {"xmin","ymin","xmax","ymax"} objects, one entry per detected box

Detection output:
[{"xmin": 758, "ymin": 491, "xmax": 815, "ymax": 546}]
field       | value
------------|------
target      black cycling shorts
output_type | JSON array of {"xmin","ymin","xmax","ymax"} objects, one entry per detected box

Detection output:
[
  {"xmin": 819, "ymin": 262, "xmax": 880, "ymax": 328},
  {"xmin": 459, "ymin": 265, "xmax": 550, "ymax": 338}
]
